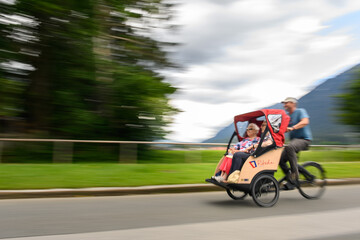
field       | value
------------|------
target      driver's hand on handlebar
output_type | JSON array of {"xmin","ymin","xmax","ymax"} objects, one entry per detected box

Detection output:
[{"xmin": 286, "ymin": 127, "xmax": 294, "ymax": 132}]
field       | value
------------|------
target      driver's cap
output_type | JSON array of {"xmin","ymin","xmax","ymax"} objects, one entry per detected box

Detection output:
[{"xmin": 281, "ymin": 97, "xmax": 297, "ymax": 103}]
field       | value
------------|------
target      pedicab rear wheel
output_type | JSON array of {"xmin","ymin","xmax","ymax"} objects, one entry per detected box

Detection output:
[
  {"xmin": 251, "ymin": 174, "xmax": 279, "ymax": 207},
  {"xmin": 297, "ymin": 162, "xmax": 326, "ymax": 199},
  {"xmin": 226, "ymin": 189, "xmax": 247, "ymax": 200}
]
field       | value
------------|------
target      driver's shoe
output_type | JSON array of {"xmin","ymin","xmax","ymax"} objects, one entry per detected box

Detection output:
[
  {"xmin": 283, "ymin": 182, "xmax": 295, "ymax": 190},
  {"xmin": 289, "ymin": 172, "xmax": 299, "ymax": 187}
]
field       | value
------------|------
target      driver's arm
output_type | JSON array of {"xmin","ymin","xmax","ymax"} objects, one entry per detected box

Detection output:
[{"xmin": 287, "ymin": 117, "xmax": 309, "ymax": 132}]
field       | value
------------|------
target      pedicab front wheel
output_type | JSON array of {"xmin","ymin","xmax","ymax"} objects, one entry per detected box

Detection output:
[
  {"xmin": 226, "ymin": 188, "xmax": 247, "ymax": 200},
  {"xmin": 251, "ymin": 174, "xmax": 279, "ymax": 207}
]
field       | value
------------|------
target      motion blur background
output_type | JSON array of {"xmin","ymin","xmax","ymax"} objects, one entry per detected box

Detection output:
[
  {"xmin": 0, "ymin": 0, "xmax": 359, "ymax": 165},
  {"xmin": 0, "ymin": 3, "xmax": 359, "ymax": 239}
]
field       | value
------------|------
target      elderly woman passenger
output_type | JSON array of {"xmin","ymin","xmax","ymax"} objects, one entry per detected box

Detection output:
[
  {"xmin": 227, "ymin": 120, "xmax": 274, "ymax": 179},
  {"xmin": 213, "ymin": 123, "xmax": 260, "ymax": 182}
]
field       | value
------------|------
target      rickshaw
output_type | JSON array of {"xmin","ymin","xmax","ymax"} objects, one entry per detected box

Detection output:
[{"xmin": 205, "ymin": 109, "xmax": 326, "ymax": 207}]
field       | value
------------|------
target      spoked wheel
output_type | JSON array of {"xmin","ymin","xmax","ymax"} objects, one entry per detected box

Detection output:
[
  {"xmin": 226, "ymin": 188, "xmax": 247, "ymax": 200},
  {"xmin": 251, "ymin": 175, "xmax": 279, "ymax": 207},
  {"xmin": 297, "ymin": 162, "xmax": 326, "ymax": 199}
]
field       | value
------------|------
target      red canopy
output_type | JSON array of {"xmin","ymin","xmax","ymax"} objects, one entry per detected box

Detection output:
[{"xmin": 234, "ymin": 109, "xmax": 290, "ymax": 147}]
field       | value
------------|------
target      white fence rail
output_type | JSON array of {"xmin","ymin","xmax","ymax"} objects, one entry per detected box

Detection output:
[
  {"xmin": 0, "ymin": 138, "xmax": 359, "ymax": 163},
  {"xmin": 0, "ymin": 138, "xmax": 228, "ymax": 163}
]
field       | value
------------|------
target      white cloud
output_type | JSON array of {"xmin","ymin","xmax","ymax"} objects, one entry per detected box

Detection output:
[
  {"xmin": 163, "ymin": 0, "xmax": 360, "ymax": 142},
  {"xmin": 285, "ymin": 16, "xmax": 328, "ymax": 33},
  {"xmin": 308, "ymin": 35, "xmax": 351, "ymax": 52}
]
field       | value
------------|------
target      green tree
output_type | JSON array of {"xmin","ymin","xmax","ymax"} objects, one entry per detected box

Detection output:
[
  {"xmin": 0, "ymin": 3, "xmax": 19, "ymax": 114},
  {"xmin": 336, "ymin": 72, "xmax": 360, "ymax": 132},
  {"xmin": 12, "ymin": 1, "xmax": 99, "ymax": 138},
  {"xmin": 0, "ymin": 1, "xmax": 30, "ymax": 133},
  {"xmin": 93, "ymin": 0, "xmax": 178, "ymax": 140},
  {"xmin": 0, "ymin": 0, "xmax": 178, "ymax": 140}
]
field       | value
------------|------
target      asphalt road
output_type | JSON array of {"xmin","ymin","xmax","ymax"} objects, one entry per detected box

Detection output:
[{"xmin": 0, "ymin": 185, "xmax": 359, "ymax": 240}]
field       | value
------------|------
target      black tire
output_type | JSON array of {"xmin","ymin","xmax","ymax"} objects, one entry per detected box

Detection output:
[
  {"xmin": 297, "ymin": 162, "xmax": 326, "ymax": 199},
  {"xmin": 226, "ymin": 188, "xmax": 247, "ymax": 200},
  {"xmin": 251, "ymin": 174, "xmax": 279, "ymax": 207}
]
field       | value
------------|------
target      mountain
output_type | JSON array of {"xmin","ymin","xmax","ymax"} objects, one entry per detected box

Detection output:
[{"xmin": 203, "ymin": 64, "xmax": 360, "ymax": 144}]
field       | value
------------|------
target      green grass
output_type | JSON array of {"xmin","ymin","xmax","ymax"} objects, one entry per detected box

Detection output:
[
  {"xmin": 299, "ymin": 149, "xmax": 360, "ymax": 162},
  {"xmin": 0, "ymin": 162, "xmax": 359, "ymax": 190},
  {"xmin": 0, "ymin": 148, "xmax": 359, "ymax": 190},
  {"xmin": 139, "ymin": 148, "xmax": 360, "ymax": 164},
  {"xmin": 140, "ymin": 149, "xmax": 360, "ymax": 164}
]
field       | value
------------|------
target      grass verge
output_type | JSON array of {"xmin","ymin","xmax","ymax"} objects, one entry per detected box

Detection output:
[{"xmin": 0, "ymin": 162, "xmax": 359, "ymax": 190}]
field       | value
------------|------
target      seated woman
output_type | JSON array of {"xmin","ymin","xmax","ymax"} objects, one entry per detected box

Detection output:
[
  {"xmin": 226, "ymin": 120, "xmax": 273, "ymax": 180},
  {"xmin": 213, "ymin": 123, "xmax": 260, "ymax": 182}
]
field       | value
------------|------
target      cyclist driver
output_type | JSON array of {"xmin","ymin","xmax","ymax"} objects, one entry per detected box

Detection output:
[{"xmin": 279, "ymin": 97, "xmax": 313, "ymax": 184}]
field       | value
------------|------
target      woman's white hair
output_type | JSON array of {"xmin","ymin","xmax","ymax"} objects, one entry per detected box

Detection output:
[{"xmin": 248, "ymin": 123, "xmax": 260, "ymax": 133}]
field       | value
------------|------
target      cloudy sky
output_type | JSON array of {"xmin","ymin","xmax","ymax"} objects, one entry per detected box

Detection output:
[{"xmin": 161, "ymin": 0, "xmax": 360, "ymax": 142}]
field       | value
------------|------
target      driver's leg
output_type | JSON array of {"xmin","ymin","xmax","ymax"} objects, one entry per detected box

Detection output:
[
  {"xmin": 285, "ymin": 138, "xmax": 310, "ymax": 180},
  {"xmin": 279, "ymin": 153, "xmax": 290, "ymax": 174}
]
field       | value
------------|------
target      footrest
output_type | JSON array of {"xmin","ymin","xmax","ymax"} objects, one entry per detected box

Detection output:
[{"xmin": 205, "ymin": 178, "xmax": 229, "ymax": 189}]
